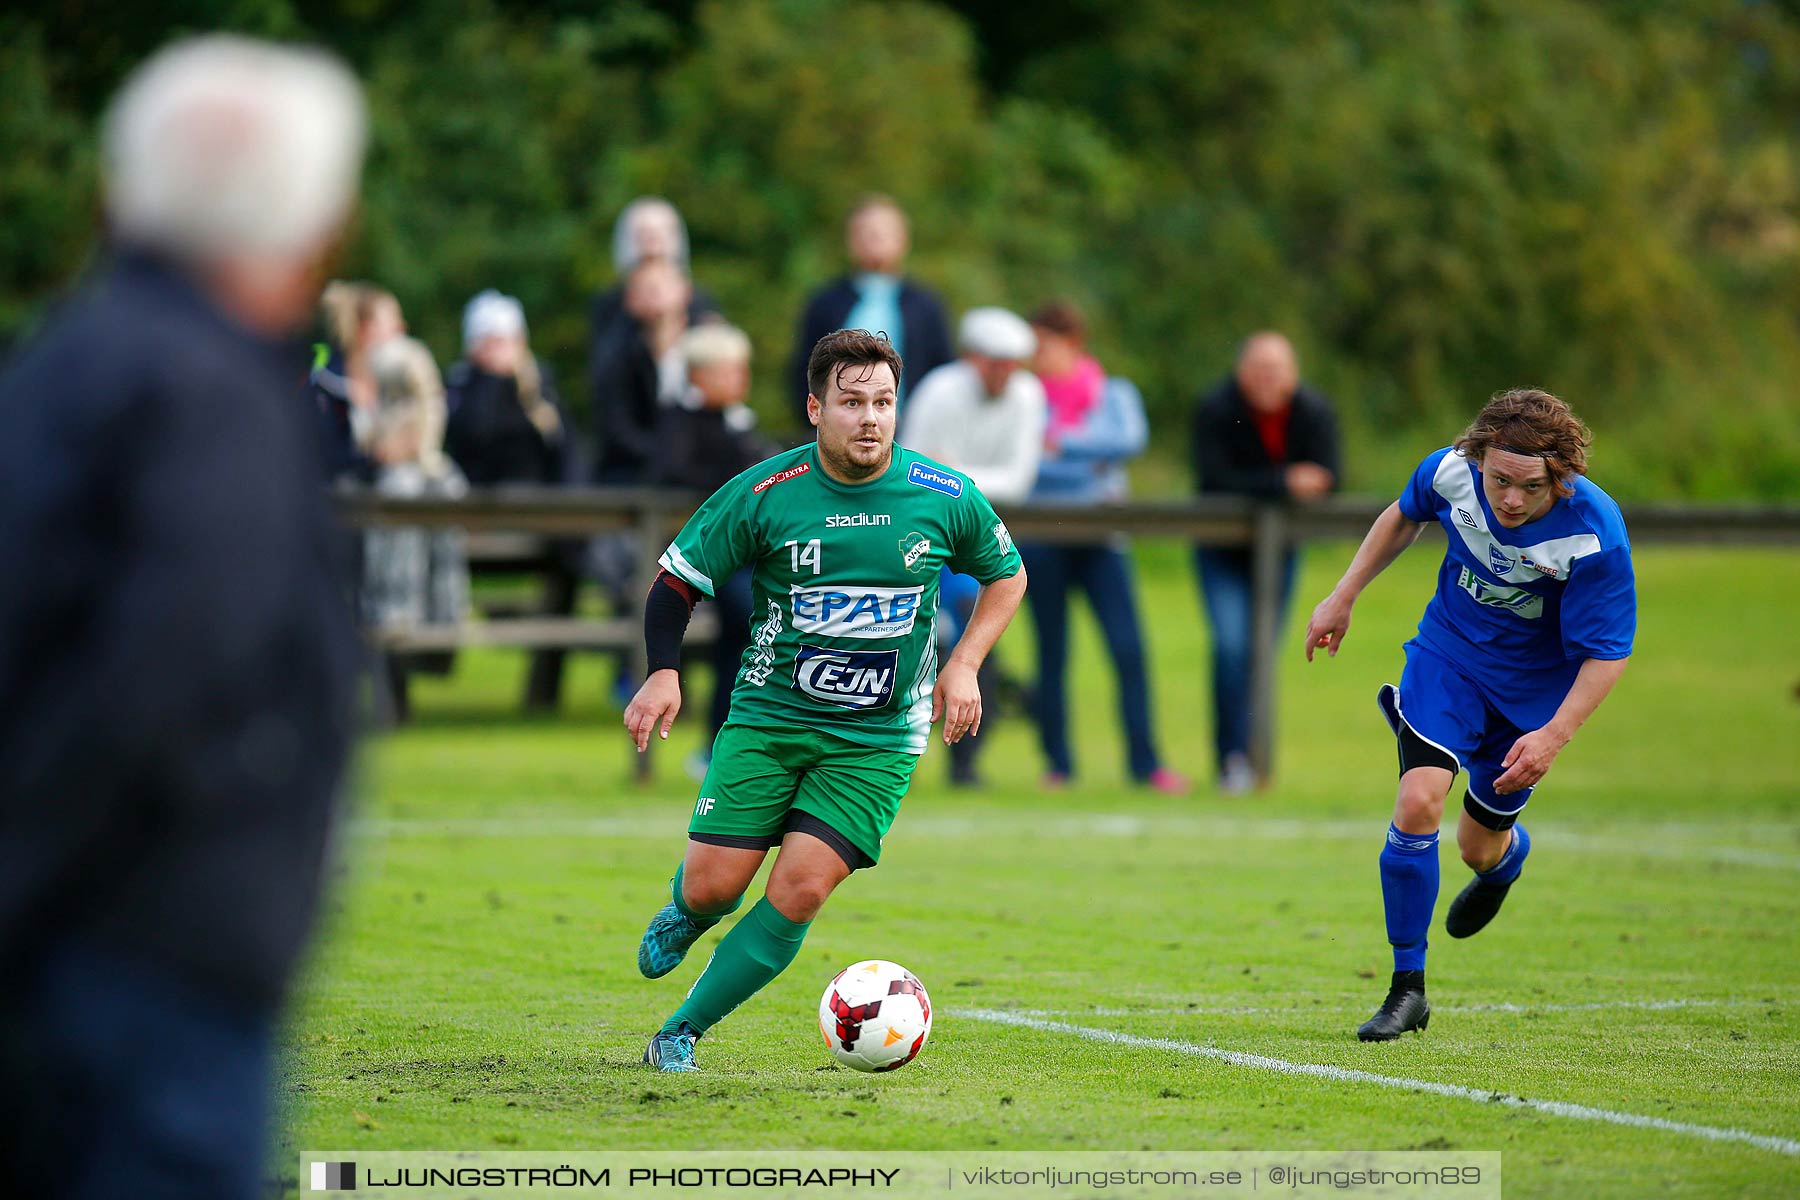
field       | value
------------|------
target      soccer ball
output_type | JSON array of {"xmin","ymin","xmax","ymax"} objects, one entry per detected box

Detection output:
[{"xmin": 818, "ymin": 959, "xmax": 933, "ymax": 1072}]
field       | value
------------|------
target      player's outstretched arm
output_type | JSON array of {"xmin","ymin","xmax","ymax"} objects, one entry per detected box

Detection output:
[
  {"xmin": 1492, "ymin": 655, "xmax": 1629, "ymax": 794},
  {"xmin": 933, "ymin": 567, "xmax": 1028, "ymax": 745},
  {"xmin": 623, "ymin": 569, "xmax": 701, "ymax": 752},
  {"xmin": 1304, "ymin": 501, "xmax": 1424, "ymax": 661}
]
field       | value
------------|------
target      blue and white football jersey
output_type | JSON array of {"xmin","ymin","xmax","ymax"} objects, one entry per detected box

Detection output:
[{"xmin": 1398, "ymin": 447, "xmax": 1635, "ymax": 730}]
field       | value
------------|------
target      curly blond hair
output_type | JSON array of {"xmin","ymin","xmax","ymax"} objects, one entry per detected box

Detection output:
[{"xmin": 1454, "ymin": 388, "xmax": 1592, "ymax": 498}]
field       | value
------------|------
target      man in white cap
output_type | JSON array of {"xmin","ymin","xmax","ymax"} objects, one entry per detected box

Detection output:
[
  {"xmin": 0, "ymin": 35, "xmax": 365, "ymax": 1198},
  {"xmin": 900, "ymin": 306, "xmax": 1047, "ymax": 504},
  {"xmin": 900, "ymin": 308, "xmax": 1046, "ymax": 784}
]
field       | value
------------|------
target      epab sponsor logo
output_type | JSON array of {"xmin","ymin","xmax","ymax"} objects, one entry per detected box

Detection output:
[
  {"xmin": 907, "ymin": 462, "xmax": 962, "ymax": 497},
  {"xmin": 791, "ymin": 584, "xmax": 923, "ymax": 638},
  {"xmin": 752, "ymin": 462, "xmax": 809, "ymax": 493},
  {"xmin": 793, "ymin": 644, "xmax": 899, "ymax": 709},
  {"xmin": 825, "ymin": 513, "xmax": 892, "ymax": 528}
]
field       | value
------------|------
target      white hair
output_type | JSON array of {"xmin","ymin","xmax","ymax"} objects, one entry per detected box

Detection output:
[
  {"xmin": 103, "ymin": 35, "xmax": 365, "ymax": 264},
  {"xmin": 462, "ymin": 289, "xmax": 527, "ymax": 349}
]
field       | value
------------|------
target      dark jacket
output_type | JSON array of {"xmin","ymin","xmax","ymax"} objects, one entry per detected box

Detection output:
[
  {"xmin": 1191, "ymin": 376, "xmax": 1343, "ymax": 500},
  {"xmin": 444, "ymin": 360, "xmax": 575, "ymax": 486},
  {"xmin": 588, "ymin": 319, "xmax": 665, "ymax": 483},
  {"xmin": 587, "ymin": 282, "xmax": 718, "ymax": 400},
  {"xmin": 650, "ymin": 407, "xmax": 777, "ymax": 493},
  {"xmin": 0, "ymin": 250, "xmax": 361, "ymax": 1012},
  {"xmin": 788, "ymin": 276, "xmax": 953, "ymax": 421},
  {"xmin": 307, "ymin": 347, "xmax": 374, "ymax": 483}
]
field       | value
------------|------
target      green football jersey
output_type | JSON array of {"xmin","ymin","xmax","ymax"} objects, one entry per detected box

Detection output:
[{"xmin": 658, "ymin": 443, "xmax": 1022, "ymax": 754}]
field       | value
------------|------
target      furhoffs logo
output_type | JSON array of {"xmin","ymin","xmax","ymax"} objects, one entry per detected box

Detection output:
[
  {"xmin": 906, "ymin": 462, "xmax": 962, "ymax": 497},
  {"xmin": 311, "ymin": 1162, "xmax": 355, "ymax": 1190},
  {"xmin": 752, "ymin": 462, "xmax": 809, "ymax": 493}
]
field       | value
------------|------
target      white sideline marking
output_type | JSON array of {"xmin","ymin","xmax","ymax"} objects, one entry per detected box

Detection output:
[
  {"xmin": 959, "ymin": 1009, "xmax": 1800, "ymax": 1157},
  {"xmin": 1023, "ymin": 998, "xmax": 1762, "ymax": 1017},
  {"xmin": 347, "ymin": 814, "xmax": 1800, "ymax": 870}
]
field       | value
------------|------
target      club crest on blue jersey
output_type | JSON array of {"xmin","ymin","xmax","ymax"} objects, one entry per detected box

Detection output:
[
  {"xmin": 792, "ymin": 644, "xmax": 898, "ymax": 709},
  {"xmin": 790, "ymin": 585, "xmax": 923, "ymax": 639},
  {"xmin": 907, "ymin": 462, "xmax": 963, "ymax": 497},
  {"xmin": 1488, "ymin": 545, "xmax": 1516, "ymax": 576}
]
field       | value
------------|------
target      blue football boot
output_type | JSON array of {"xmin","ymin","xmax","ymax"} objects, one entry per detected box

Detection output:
[
  {"xmin": 637, "ymin": 902, "xmax": 717, "ymax": 979},
  {"xmin": 644, "ymin": 1022, "xmax": 701, "ymax": 1072}
]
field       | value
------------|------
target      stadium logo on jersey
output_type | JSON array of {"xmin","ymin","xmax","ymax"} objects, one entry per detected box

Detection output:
[
  {"xmin": 791, "ymin": 585, "xmax": 923, "ymax": 639},
  {"xmin": 899, "ymin": 532, "xmax": 933, "ymax": 573},
  {"xmin": 825, "ymin": 513, "xmax": 893, "ymax": 528},
  {"xmin": 1456, "ymin": 507, "xmax": 1479, "ymax": 530},
  {"xmin": 752, "ymin": 462, "xmax": 809, "ymax": 494},
  {"xmin": 793, "ymin": 644, "xmax": 899, "ymax": 709},
  {"xmin": 1488, "ymin": 545, "xmax": 1517, "ymax": 575},
  {"xmin": 1520, "ymin": 554, "xmax": 1560, "ymax": 579},
  {"xmin": 991, "ymin": 521, "xmax": 1013, "ymax": 555},
  {"xmin": 907, "ymin": 462, "xmax": 963, "ymax": 497}
]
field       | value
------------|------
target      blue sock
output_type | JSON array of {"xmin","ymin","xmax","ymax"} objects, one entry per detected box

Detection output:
[
  {"xmin": 1380, "ymin": 824, "xmax": 1440, "ymax": 973},
  {"xmin": 1478, "ymin": 823, "xmax": 1530, "ymax": 887}
]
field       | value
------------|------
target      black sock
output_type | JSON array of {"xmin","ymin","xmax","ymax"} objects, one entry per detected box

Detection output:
[{"xmin": 1391, "ymin": 969, "xmax": 1425, "ymax": 992}]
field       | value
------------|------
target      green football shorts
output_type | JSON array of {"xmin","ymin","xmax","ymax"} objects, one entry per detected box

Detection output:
[{"xmin": 689, "ymin": 722, "xmax": 919, "ymax": 867}]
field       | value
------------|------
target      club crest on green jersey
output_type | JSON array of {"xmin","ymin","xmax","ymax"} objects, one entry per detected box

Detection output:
[{"xmin": 898, "ymin": 531, "xmax": 933, "ymax": 573}]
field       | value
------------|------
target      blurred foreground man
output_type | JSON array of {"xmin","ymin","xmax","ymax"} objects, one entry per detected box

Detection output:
[
  {"xmin": 0, "ymin": 37, "xmax": 365, "ymax": 1198},
  {"xmin": 1303, "ymin": 390, "xmax": 1634, "ymax": 1041}
]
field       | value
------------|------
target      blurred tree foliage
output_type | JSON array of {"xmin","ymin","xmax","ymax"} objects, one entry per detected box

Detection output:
[{"xmin": 4, "ymin": 0, "xmax": 1797, "ymax": 497}]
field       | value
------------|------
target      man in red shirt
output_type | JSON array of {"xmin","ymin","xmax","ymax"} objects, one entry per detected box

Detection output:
[{"xmin": 1191, "ymin": 332, "xmax": 1341, "ymax": 791}]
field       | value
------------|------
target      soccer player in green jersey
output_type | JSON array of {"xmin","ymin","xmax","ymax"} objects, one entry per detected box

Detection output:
[{"xmin": 624, "ymin": 329, "xmax": 1028, "ymax": 1072}]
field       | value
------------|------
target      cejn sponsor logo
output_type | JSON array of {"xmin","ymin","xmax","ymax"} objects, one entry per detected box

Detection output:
[
  {"xmin": 907, "ymin": 461, "xmax": 963, "ymax": 497},
  {"xmin": 793, "ymin": 644, "xmax": 899, "ymax": 709},
  {"xmin": 791, "ymin": 584, "xmax": 923, "ymax": 638},
  {"xmin": 752, "ymin": 462, "xmax": 809, "ymax": 493},
  {"xmin": 825, "ymin": 513, "xmax": 892, "ymax": 528}
]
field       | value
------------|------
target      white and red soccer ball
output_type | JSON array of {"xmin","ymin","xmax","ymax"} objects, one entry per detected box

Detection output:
[{"xmin": 818, "ymin": 960, "xmax": 932, "ymax": 1072}]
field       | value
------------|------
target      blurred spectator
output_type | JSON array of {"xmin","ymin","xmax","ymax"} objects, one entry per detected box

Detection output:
[
  {"xmin": 445, "ymin": 289, "xmax": 574, "ymax": 486},
  {"xmin": 789, "ymin": 194, "xmax": 952, "ymax": 420},
  {"xmin": 0, "ymin": 35, "xmax": 364, "ymax": 1198},
  {"xmin": 588, "ymin": 196, "xmax": 718, "ymax": 378},
  {"xmin": 362, "ymin": 336, "xmax": 470, "ymax": 631},
  {"xmin": 591, "ymin": 258, "xmax": 695, "ymax": 484},
  {"xmin": 653, "ymin": 323, "xmax": 777, "ymax": 776},
  {"xmin": 1022, "ymin": 301, "xmax": 1185, "ymax": 793},
  {"xmin": 901, "ymin": 307, "xmax": 1045, "ymax": 784},
  {"xmin": 1192, "ymin": 331, "xmax": 1341, "ymax": 792},
  {"xmin": 311, "ymin": 279, "xmax": 405, "ymax": 480}
]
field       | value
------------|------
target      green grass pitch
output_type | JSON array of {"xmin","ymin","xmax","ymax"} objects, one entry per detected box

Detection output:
[{"xmin": 278, "ymin": 544, "xmax": 1800, "ymax": 1197}]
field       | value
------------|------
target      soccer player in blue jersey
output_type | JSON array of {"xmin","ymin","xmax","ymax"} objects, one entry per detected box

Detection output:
[{"xmin": 1303, "ymin": 390, "xmax": 1635, "ymax": 1040}]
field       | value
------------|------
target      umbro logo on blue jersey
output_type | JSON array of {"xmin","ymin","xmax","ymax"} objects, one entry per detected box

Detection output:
[
  {"xmin": 907, "ymin": 462, "xmax": 963, "ymax": 497},
  {"xmin": 1489, "ymin": 545, "xmax": 1516, "ymax": 575},
  {"xmin": 1456, "ymin": 507, "xmax": 1479, "ymax": 530}
]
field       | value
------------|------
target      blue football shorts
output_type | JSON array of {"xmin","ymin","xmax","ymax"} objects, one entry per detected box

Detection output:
[{"xmin": 1381, "ymin": 640, "xmax": 1536, "ymax": 829}]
